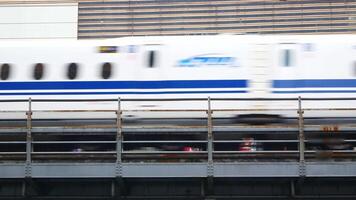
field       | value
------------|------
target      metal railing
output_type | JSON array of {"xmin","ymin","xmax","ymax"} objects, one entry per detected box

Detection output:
[{"xmin": 0, "ymin": 97, "xmax": 355, "ymax": 165}]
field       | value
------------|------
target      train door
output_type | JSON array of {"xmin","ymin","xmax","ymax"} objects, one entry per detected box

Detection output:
[
  {"xmin": 271, "ymin": 43, "xmax": 300, "ymax": 111},
  {"xmin": 134, "ymin": 44, "xmax": 165, "ymax": 112},
  {"xmin": 276, "ymin": 43, "xmax": 298, "ymax": 74}
]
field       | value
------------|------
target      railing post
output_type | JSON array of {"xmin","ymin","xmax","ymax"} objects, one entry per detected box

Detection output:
[
  {"xmin": 25, "ymin": 98, "xmax": 32, "ymax": 178},
  {"xmin": 116, "ymin": 97, "xmax": 123, "ymax": 177},
  {"xmin": 297, "ymin": 96, "xmax": 306, "ymax": 177},
  {"xmin": 206, "ymin": 97, "xmax": 214, "ymax": 194},
  {"xmin": 207, "ymin": 97, "xmax": 213, "ymax": 165}
]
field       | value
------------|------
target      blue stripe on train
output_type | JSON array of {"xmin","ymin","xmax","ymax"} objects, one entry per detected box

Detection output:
[
  {"xmin": 0, "ymin": 80, "xmax": 247, "ymax": 90},
  {"xmin": 273, "ymin": 79, "xmax": 356, "ymax": 88},
  {"xmin": 273, "ymin": 90, "xmax": 356, "ymax": 94},
  {"xmin": 0, "ymin": 90, "xmax": 247, "ymax": 95}
]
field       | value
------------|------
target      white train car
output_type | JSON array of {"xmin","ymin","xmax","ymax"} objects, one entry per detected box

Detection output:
[{"xmin": 0, "ymin": 34, "xmax": 355, "ymax": 119}]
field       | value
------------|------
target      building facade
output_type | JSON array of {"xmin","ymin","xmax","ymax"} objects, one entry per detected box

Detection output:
[
  {"xmin": 0, "ymin": 0, "xmax": 354, "ymax": 39},
  {"xmin": 78, "ymin": 0, "xmax": 356, "ymax": 39}
]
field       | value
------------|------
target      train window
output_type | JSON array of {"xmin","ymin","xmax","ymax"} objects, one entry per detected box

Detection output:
[
  {"xmin": 67, "ymin": 63, "xmax": 79, "ymax": 80},
  {"xmin": 147, "ymin": 50, "xmax": 156, "ymax": 68},
  {"xmin": 281, "ymin": 49, "xmax": 294, "ymax": 67},
  {"xmin": 0, "ymin": 63, "xmax": 11, "ymax": 80},
  {"xmin": 101, "ymin": 62, "xmax": 112, "ymax": 79},
  {"xmin": 33, "ymin": 63, "xmax": 44, "ymax": 80}
]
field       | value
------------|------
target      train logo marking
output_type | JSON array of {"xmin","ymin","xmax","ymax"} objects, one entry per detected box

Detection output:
[
  {"xmin": 98, "ymin": 46, "xmax": 118, "ymax": 53},
  {"xmin": 177, "ymin": 54, "xmax": 238, "ymax": 67},
  {"xmin": 127, "ymin": 45, "xmax": 138, "ymax": 53},
  {"xmin": 302, "ymin": 43, "xmax": 315, "ymax": 52}
]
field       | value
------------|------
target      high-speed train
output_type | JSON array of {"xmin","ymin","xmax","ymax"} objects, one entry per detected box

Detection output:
[{"xmin": 0, "ymin": 34, "xmax": 355, "ymax": 119}]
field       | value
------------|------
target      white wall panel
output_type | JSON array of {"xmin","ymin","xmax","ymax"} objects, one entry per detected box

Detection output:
[
  {"xmin": 0, "ymin": 23, "xmax": 77, "ymax": 38},
  {"xmin": 0, "ymin": 3, "xmax": 77, "ymax": 39}
]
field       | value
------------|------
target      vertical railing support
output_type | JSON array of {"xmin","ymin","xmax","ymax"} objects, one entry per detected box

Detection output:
[
  {"xmin": 206, "ymin": 97, "xmax": 214, "ymax": 194},
  {"xmin": 116, "ymin": 97, "xmax": 123, "ymax": 177},
  {"xmin": 207, "ymin": 97, "xmax": 213, "ymax": 168},
  {"xmin": 290, "ymin": 180, "xmax": 296, "ymax": 198},
  {"xmin": 114, "ymin": 98, "xmax": 126, "ymax": 198},
  {"xmin": 297, "ymin": 96, "xmax": 306, "ymax": 177},
  {"xmin": 25, "ymin": 98, "xmax": 32, "ymax": 178}
]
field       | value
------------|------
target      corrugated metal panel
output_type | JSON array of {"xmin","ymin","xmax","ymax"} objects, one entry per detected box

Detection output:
[
  {"xmin": 0, "ymin": 3, "xmax": 78, "ymax": 39},
  {"xmin": 77, "ymin": 0, "xmax": 356, "ymax": 39}
]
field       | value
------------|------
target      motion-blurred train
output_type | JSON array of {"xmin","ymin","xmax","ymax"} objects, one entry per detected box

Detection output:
[{"xmin": 0, "ymin": 34, "xmax": 355, "ymax": 119}]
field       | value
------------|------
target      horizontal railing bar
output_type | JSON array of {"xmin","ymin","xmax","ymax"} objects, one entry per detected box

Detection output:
[
  {"xmin": 31, "ymin": 151, "xmax": 116, "ymax": 154},
  {"xmin": 0, "ymin": 111, "xmax": 27, "ymax": 113},
  {"xmin": 32, "ymin": 141, "xmax": 116, "ymax": 144},
  {"xmin": 121, "ymin": 109, "xmax": 207, "ymax": 112},
  {"xmin": 0, "ymin": 99, "xmax": 119, "ymax": 103},
  {"xmin": 2, "ymin": 108, "xmax": 356, "ymax": 113},
  {"xmin": 305, "ymin": 139, "xmax": 356, "ymax": 142},
  {"xmin": 0, "ymin": 151, "xmax": 338, "ymax": 154},
  {"xmin": 214, "ymin": 140, "xmax": 300, "ymax": 143},
  {"xmin": 212, "ymin": 108, "xmax": 298, "ymax": 111},
  {"xmin": 2, "ymin": 125, "xmax": 356, "ymax": 133},
  {"xmin": 116, "ymin": 98, "xmax": 298, "ymax": 101},
  {"xmin": 212, "ymin": 98, "xmax": 356, "ymax": 101},
  {"xmin": 123, "ymin": 140, "xmax": 207, "ymax": 143},
  {"xmin": 11, "ymin": 127, "xmax": 208, "ymax": 133},
  {"xmin": 31, "ymin": 126, "xmax": 116, "ymax": 129},
  {"xmin": 0, "ymin": 152, "xmax": 25, "ymax": 154},
  {"xmin": 1, "ymin": 108, "xmax": 356, "ymax": 113},
  {"xmin": 120, "ymin": 126, "xmax": 207, "ymax": 129},
  {"xmin": 0, "ymin": 109, "xmax": 356, "ymax": 114},
  {"xmin": 0, "ymin": 140, "xmax": 353, "ymax": 145},
  {"xmin": 4, "ymin": 140, "xmax": 356, "ymax": 145},
  {"xmin": 1, "ymin": 97, "xmax": 356, "ymax": 103},
  {"xmin": 213, "ymin": 150, "xmax": 355, "ymax": 153},
  {"xmin": 305, "ymin": 150, "xmax": 356, "ymax": 153},
  {"xmin": 213, "ymin": 150, "xmax": 299, "ymax": 153},
  {"xmin": 0, "ymin": 150, "xmax": 354, "ymax": 155},
  {"xmin": 30, "ymin": 110, "xmax": 116, "ymax": 113},
  {"xmin": 0, "ymin": 109, "xmax": 296, "ymax": 113},
  {"xmin": 30, "ymin": 127, "xmax": 117, "ymax": 132},
  {"xmin": 246, "ymin": 140, "xmax": 356, "ymax": 144},
  {"xmin": 303, "ymin": 108, "xmax": 356, "ymax": 111},
  {"xmin": 0, "ymin": 141, "xmax": 27, "ymax": 144},
  {"xmin": 343, "ymin": 140, "xmax": 356, "ymax": 142},
  {"xmin": 123, "ymin": 151, "xmax": 207, "ymax": 154}
]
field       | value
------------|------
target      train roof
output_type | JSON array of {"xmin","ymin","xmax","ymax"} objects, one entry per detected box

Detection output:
[{"xmin": 0, "ymin": 34, "xmax": 354, "ymax": 46}]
